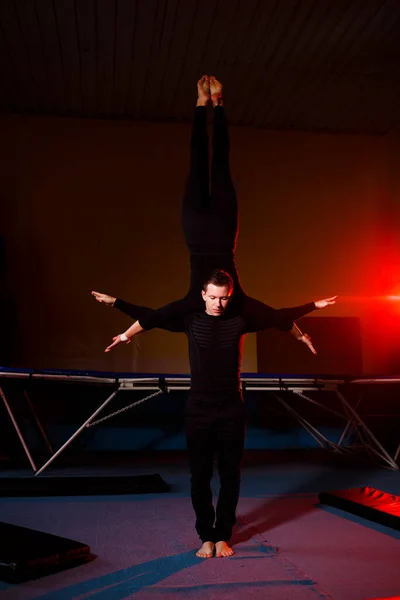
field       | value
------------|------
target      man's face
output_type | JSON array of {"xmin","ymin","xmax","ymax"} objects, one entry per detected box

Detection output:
[{"xmin": 201, "ymin": 284, "xmax": 231, "ymax": 317}]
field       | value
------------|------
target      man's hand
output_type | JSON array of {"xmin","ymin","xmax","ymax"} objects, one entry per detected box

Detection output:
[
  {"xmin": 300, "ymin": 333, "xmax": 317, "ymax": 355},
  {"xmin": 105, "ymin": 334, "xmax": 131, "ymax": 353},
  {"xmin": 92, "ymin": 291, "xmax": 116, "ymax": 306},
  {"xmin": 315, "ymin": 296, "xmax": 337, "ymax": 309}
]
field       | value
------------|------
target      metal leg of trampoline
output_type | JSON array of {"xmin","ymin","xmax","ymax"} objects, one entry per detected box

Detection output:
[
  {"xmin": 273, "ymin": 392, "xmax": 344, "ymax": 452},
  {"xmin": 294, "ymin": 389, "xmax": 360, "ymax": 450},
  {"xmin": 335, "ymin": 389, "xmax": 399, "ymax": 470},
  {"xmin": 23, "ymin": 389, "xmax": 54, "ymax": 454},
  {"xmin": 35, "ymin": 387, "xmax": 120, "ymax": 476},
  {"xmin": 337, "ymin": 392, "xmax": 363, "ymax": 448},
  {"xmin": 0, "ymin": 385, "xmax": 38, "ymax": 472}
]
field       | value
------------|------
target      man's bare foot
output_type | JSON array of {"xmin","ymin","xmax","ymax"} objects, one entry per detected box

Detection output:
[
  {"xmin": 196, "ymin": 541, "xmax": 215, "ymax": 558},
  {"xmin": 197, "ymin": 75, "xmax": 210, "ymax": 107},
  {"xmin": 215, "ymin": 540, "xmax": 234, "ymax": 557},
  {"xmin": 210, "ymin": 76, "xmax": 223, "ymax": 107}
]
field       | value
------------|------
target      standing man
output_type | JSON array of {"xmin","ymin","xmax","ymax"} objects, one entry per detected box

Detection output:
[{"xmin": 97, "ymin": 273, "xmax": 335, "ymax": 558}]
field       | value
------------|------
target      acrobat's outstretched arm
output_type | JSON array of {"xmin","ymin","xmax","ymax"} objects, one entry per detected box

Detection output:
[
  {"xmin": 289, "ymin": 296, "xmax": 336, "ymax": 354},
  {"xmin": 104, "ymin": 309, "xmax": 186, "ymax": 353},
  {"xmin": 244, "ymin": 296, "xmax": 337, "ymax": 355},
  {"xmin": 91, "ymin": 291, "xmax": 186, "ymax": 352},
  {"xmin": 91, "ymin": 290, "xmax": 195, "ymax": 331}
]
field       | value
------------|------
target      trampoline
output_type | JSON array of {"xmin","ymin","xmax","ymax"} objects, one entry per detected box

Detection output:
[{"xmin": 1, "ymin": 366, "xmax": 399, "ymax": 474}]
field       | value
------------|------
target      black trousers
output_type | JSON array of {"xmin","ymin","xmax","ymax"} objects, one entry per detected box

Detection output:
[
  {"xmin": 185, "ymin": 396, "xmax": 246, "ymax": 543},
  {"xmin": 182, "ymin": 106, "xmax": 238, "ymax": 257}
]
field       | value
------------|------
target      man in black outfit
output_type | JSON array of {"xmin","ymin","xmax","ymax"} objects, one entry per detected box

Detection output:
[
  {"xmin": 92, "ymin": 77, "xmax": 336, "ymax": 558},
  {"xmin": 99, "ymin": 269, "xmax": 333, "ymax": 559}
]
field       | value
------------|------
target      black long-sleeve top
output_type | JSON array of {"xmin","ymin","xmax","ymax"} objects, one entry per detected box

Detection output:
[{"xmin": 114, "ymin": 299, "xmax": 316, "ymax": 397}]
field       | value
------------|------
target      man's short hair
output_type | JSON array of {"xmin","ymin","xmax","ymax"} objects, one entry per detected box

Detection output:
[{"xmin": 203, "ymin": 269, "xmax": 234, "ymax": 294}]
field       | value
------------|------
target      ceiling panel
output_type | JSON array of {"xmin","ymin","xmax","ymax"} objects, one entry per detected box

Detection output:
[{"xmin": 1, "ymin": 0, "xmax": 400, "ymax": 133}]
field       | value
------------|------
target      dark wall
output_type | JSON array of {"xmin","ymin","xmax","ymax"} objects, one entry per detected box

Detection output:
[
  {"xmin": 1, "ymin": 113, "xmax": 399, "ymax": 374},
  {"xmin": 257, "ymin": 317, "xmax": 363, "ymax": 375}
]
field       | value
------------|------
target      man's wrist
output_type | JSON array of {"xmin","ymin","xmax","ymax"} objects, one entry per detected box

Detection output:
[{"xmin": 292, "ymin": 323, "xmax": 303, "ymax": 340}]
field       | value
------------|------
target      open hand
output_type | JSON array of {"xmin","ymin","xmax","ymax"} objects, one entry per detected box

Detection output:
[
  {"xmin": 92, "ymin": 291, "xmax": 116, "ymax": 306},
  {"xmin": 301, "ymin": 333, "xmax": 317, "ymax": 355},
  {"xmin": 105, "ymin": 334, "xmax": 130, "ymax": 353},
  {"xmin": 315, "ymin": 296, "xmax": 337, "ymax": 309}
]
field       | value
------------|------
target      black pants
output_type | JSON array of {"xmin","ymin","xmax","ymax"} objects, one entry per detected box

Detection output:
[
  {"xmin": 185, "ymin": 396, "xmax": 246, "ymax": 543},
  {"xmin": 182, "ymin": 106, "xmax": 238, "ymax": 257}
]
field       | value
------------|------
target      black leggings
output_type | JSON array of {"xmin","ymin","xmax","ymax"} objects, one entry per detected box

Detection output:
[
  {"xmin": 182, "ymin": 106, "xmax": 238, "ymax": 256},
  {"xmin": 137, "ymin": 106, "xmax": 251, "ymax": 330}
]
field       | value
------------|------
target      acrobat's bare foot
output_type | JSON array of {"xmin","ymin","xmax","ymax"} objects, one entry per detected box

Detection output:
[
  {"xmin": 197, "ymin": 75, "xmax": 210, "ymax": 107},
  {"xmin": 210, "ymin": 76, "xmax": 223, "ymax": 107},
  {"xmin": 196, "ymin": 541, "xmax": 215, "ymax": 558},
  {"xmin": 215, "ymin": 540, "xmax": 234, "ymax": 557}
]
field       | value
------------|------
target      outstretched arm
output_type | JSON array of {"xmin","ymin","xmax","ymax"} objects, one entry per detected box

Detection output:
[
  {"xmin": 91, "ymin": 291, "xmax": 186, "ymax": 352},
  {"xmin": 104, "ymin": 310, "xmax": 186, "ymax": 353},
  {"xmin": 92, "ymin": 290, "xmax": 198, "ymax": 331},
  {"xmin": 91, "ymin": 291, "xmax": 145, "ymax": 352},
  {"xmin": 243, "ymin": 296, "xmax": 316, "ymax": 332},
  {"xmin": 92, "ymin": 291, "xmax": 164, "ymax": 328},
  {"xmin": 134, "ymin": 296, "xmax": 201, "ymax": 330},
  {"xmin": 244, "ymin": 295, "xmax": 337, "ymax": 354},
  {"xmin": 288, "ymin": 297, "xmax": 337, "ymax": 354},
  {"xmin": 104, "ymin": 321, "xmax": 144, "ymax": 353},
  {"xmin": 289, "ymin": 323, "xmax": 317, "ymax": 355},
  {"xmin": 91, "ymin": 291, "xmax": 192, "ymax": 332}
]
